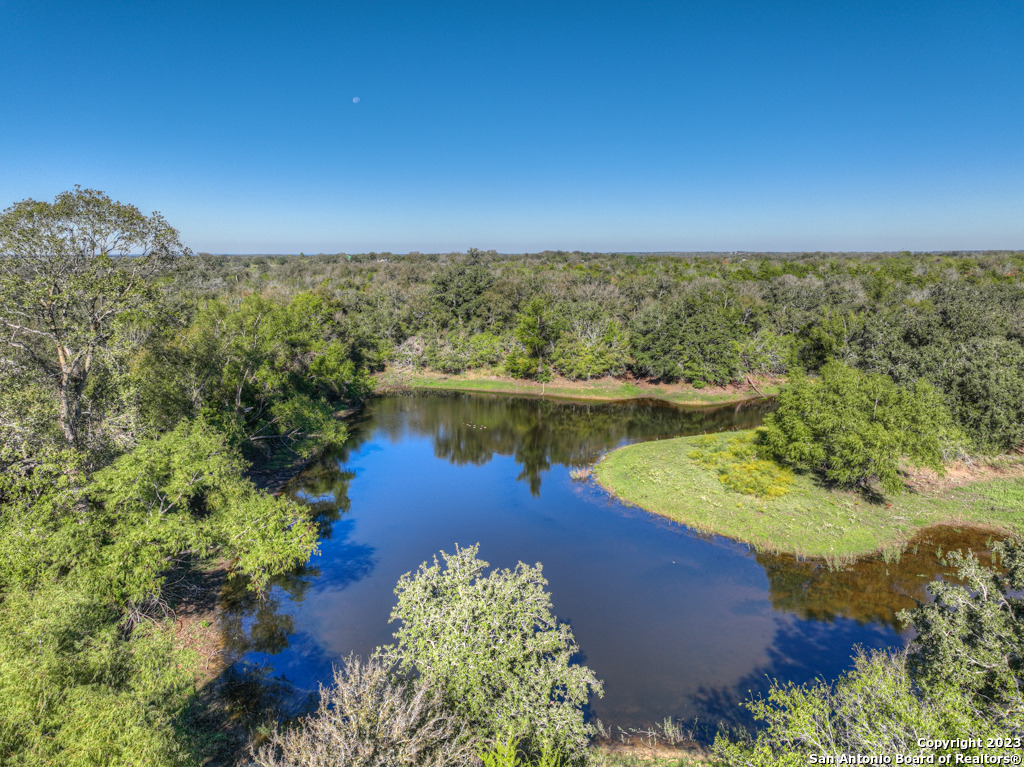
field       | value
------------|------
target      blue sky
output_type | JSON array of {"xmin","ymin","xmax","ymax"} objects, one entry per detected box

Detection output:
[{"xmin": 1, "ymin": 1, "xmax": 1022, "ymax": 253}]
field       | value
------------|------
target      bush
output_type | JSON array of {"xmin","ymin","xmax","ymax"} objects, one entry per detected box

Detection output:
[
  {"xmin": 468, "ymin": 332, "xmax": 505, "ymax": 369},
  {"xmin": 388, "ymin": 545, "xmax": 603, "ymax": 760},
  {"xmin": 712, "ymin": 648, "xmax": 1003, "ymax": 767},
  {"xmin": 253, "ymin": 651, "xmax": 472, "ymax": 767}
]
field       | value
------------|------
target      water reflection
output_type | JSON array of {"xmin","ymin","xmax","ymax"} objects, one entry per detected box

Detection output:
[
  {"xmin": 350, "ymin": 392, "xmax": 775, "ymax": 495},
  {"xmin": 217, "ymin": 392, "xmax": 1005, "ymax": 732},
  {"xmin": 759, "ymin": 526, "xmax": 1003, "ymax": 628}
]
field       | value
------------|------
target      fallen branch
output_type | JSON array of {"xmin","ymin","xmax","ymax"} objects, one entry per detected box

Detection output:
[{"xmin": 746, "ymin": 376, "xmax": 767, "ymax": 398}]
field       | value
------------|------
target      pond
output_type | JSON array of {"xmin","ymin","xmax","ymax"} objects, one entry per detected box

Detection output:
[{"xmin": 221, "ymin": 391, "xmax": 1000, "ymax": 734}]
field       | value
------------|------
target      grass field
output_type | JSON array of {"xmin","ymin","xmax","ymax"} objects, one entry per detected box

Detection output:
[
  {"xmin": 374, "ymin": 367, "xmax": 781, "ymax": 406},
  {"xmin": 594, "ymin": 430, "xmax": 1024, "ymax": 560}
]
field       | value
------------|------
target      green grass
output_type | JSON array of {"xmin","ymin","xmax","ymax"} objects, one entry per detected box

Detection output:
[
  {"xmin": 375, "ymin": 368, "xmax": 779, "ymax": 406},
  {"xmin": 594, "ymin": 430, "xmax": 1024, "ymax": 559}
]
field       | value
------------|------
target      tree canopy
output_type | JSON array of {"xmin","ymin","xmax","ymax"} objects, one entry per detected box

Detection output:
[{"xmin": 759, "ymin": 361, "xmax": 957, "ymax": 494}]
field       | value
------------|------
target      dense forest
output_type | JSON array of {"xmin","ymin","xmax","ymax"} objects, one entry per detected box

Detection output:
[
  {"xmin": 180, "ymin": 242, "xmax": 1024, "ymax": 454},
  {"xmin": 2, "ymin": 189, "xmax": 1023, "ymax": 764}
]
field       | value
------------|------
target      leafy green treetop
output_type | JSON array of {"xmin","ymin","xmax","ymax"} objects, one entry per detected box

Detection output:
[
  {"xmin": 759, "ymin": 361, "xmax": 956, "ymax": 494},
  {"xmin": 387, "ymin": 544, "xmax": 603, "ymax": 761},
  {"xmin": 0, "ymin": 187, "xmax": 189, "ymax": 447}
]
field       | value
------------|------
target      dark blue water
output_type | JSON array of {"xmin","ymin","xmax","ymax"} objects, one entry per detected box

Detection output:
[{"xmin": 221, "ymin": 392, "xmax": 992, "ymax": 732}]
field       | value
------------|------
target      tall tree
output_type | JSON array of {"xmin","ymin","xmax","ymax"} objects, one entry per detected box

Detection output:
[{"xmin": 0, "ymin": 187, "xmax": 189, "ymax": 447}]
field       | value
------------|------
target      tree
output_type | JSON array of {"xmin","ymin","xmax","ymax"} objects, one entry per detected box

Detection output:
[
  {"xmin": 629, "ymin": 301, "xmax": 743, "ymax": 384},
  {"xmin": 903, "ymin": 541, "xmax": 1024, "ymax": 717},
  {"xmin": 0, "ymin": 187, "xmax": 189, "ymax": 448},
  {"xmin": 508, "ymin": 298, "xmax": 557, "ymax": 379},
  {"xmin": 429, "ymin": 256, "xmax": 494, "ymax": 328},
  {"xmin": 87, "ymin": 418, "xmax": 319, "ymax": 604},
  {"xmin": 387, "ymin": 545, "xmax": 603, "ymax": 760},
  {"xmin": 759, "ymin": 361, "xmax": 956, "ymax": 494},
  {"xmin": 937, "ymin": 337, "xmax": 1024, "ymax": 453}
]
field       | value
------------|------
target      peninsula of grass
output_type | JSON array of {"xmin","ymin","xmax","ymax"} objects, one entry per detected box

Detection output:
[
  {"xmin": 594, "ymin": 430, "xmax": 1024, "ymax": 559},
  {"xmin": 374, "ymin": 367, "xmax": 781, "ymax": 407}
]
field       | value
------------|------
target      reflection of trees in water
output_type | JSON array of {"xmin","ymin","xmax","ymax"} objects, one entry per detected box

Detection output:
[
  {"xmin": 756, "ymin": 526, "xmax": 1003, "ymax": 628},
  {"xmin": 219, "ymin": 521, "xmax": 375, "ymax": 658},
  {"xmin": 373, "ymin": 392, "xmax": 775, "ymax": 495},
  {"xmin": 688, "ymin": 527, "xmax": 1003, "ymax": 738}
]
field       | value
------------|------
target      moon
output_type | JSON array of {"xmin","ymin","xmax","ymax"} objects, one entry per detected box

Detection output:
[{"xmin": 352, "ymin": 97, "xmax": 360, "ymax": 103}]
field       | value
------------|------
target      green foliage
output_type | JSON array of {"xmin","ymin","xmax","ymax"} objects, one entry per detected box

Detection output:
[
  {"xmin": 712, "ymin": 649, "xmax": 1005, "ymax": 767},
  {"xmin": 388, "ymin": 545, "xmax": 603, "ymax": 760},
  {"xmin": 938, "ymin": 337, "xmax": 1024, "ymax": 453},
  {"xmin": 513, "ymin": 298, "xmax": 556, "ymax": 362},
  {"xmin": 429, "ymin": 256, "xmax": 495, "ymax": 328},
  {"xmin": 0, "ymin": 444, "xmax": 88, "ymax": 590},
  {"xmin": 138, "ymin": 290, "xmax": 365, "ymax": 459},
  {"xmin": 0, "ymin": 187, "xmax": 188, "ymax": 449},
  {"xmin": 480, "ymin": 737, "xmax": 524, "ymax": 767},
  {"xmin": 88, "ymin": 419, "xmax": 319, "ymax": 601},
  {"xmin": 799, "ymin": 310, "xmax": 865, "ymax": 368},
  {"xmin": 0, "ymin": 584, "xmax": 198, "ymax": 766},
  {"xmin": 480, "ymin": 737, "xmax": 565, "ymax": 767},
  {"xmin": 688, "ymin": 431, "xmax": 794, "ymax": 498},
  {"xmin": 676, "ymin": 305, "xmax": 743, "ymax": 385},
  {"xmin": 759, "ymin": 362, "xmax": 957, "ymax": 494},
  {"xmin": 551, "ymin": 317, "xmax": 629, "ymax": 380},
  {"xmin": 902, "ymin": 541, "xmax": 1024, "ymax": 717},
  {"xmin": 738, "ymin": 330, "xmax": 797, "ymax": 376},
  {"xmin": 629, "ymin": 302, "xmax": 742, "ymax": 384}
]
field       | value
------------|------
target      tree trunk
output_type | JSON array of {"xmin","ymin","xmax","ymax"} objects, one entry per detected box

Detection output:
[{"xmin": 58, "ymin": 376, "xmax": 81, "ymax": 446}]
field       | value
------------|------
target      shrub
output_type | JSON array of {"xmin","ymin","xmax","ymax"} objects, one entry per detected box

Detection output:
[
  {"xmin": 712, "ymin": 648, "xmax": 1003, "ymax": 767},
  {"xmin": 254, "ymin": 651, "xmax": 472, "ymax": 767},
  {"xmin": 504, "ymin": 351, "xmax": 540, "ymax": 379},
  {"xmin": 468, "ymin": 332, "xmax": 505, "ymax": 369},
  {"xmin": 388, "ymin": 545, "xmax": 603, "ymax": 761}
]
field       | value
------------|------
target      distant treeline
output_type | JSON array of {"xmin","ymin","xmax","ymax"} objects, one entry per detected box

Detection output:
[{"xmin": 175, "ymin": 247, "xmax": 1024, "ymax": 454}]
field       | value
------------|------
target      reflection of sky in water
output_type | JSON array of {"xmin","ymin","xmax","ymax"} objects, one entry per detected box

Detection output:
[{"xmin": 221, "ymin": 393, "xmax": 996, "ymax": 731}]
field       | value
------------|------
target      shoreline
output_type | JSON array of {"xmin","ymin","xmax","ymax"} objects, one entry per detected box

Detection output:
[
  {"xmin": 594, "ymin": 431, "xmax": 1024, "ymax": 561},
  {"xmin": 373, "ymin": 367, "xmax": 782, "ymax": 407}
]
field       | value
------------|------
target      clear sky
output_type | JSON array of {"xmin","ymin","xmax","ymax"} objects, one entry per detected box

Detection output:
[{"xmin": 1, "ymin": 1, "xmax": 1022, "ymax": 253}]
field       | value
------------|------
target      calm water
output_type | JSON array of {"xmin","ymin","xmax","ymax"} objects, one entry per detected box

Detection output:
[{"xmin": 221, "ymin": 392, "xmax": 1000, "ymax": 732}]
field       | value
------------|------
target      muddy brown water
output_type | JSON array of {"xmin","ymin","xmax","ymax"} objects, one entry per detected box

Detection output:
[{"xmin": 220, "ymin": 392, "xmax": 1004, "ymax": 733}]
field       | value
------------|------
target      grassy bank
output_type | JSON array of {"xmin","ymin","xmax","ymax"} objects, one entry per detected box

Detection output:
[
  {"xmin": 594, "ymin": 430, "xmax": 1024, "ymax": 559},
  {"xmin": 374, "ymin": 367, "xmax": 781, "ymax": 406}
]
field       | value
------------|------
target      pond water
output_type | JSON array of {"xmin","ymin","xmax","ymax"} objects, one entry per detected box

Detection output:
[{"xmin": 221, "ymin": 392, "xmax": 1001, "ymax": 733}]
